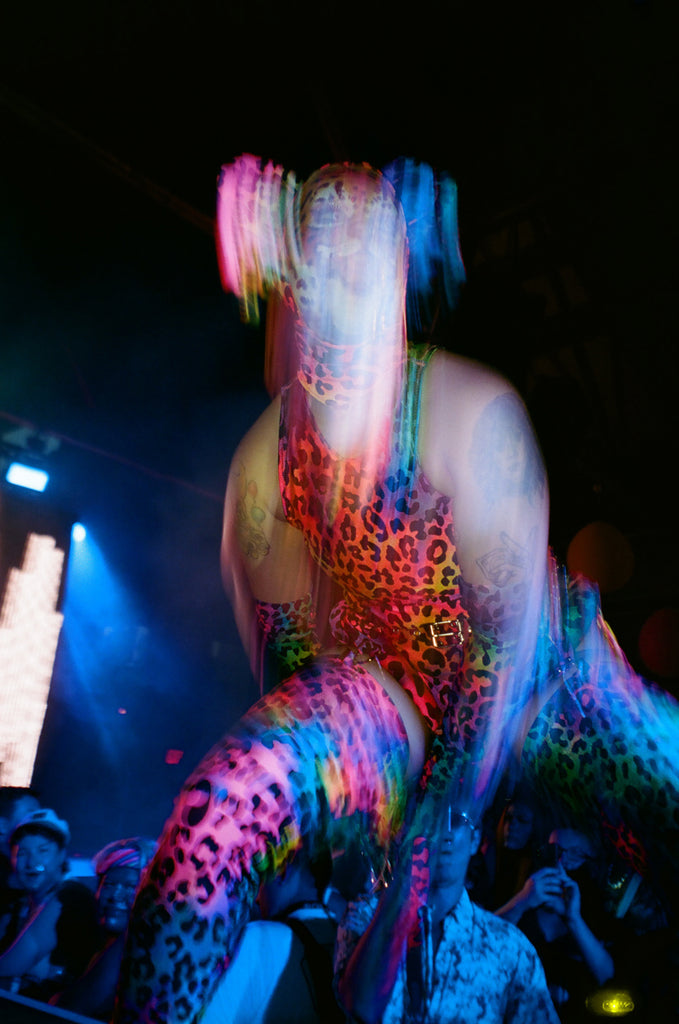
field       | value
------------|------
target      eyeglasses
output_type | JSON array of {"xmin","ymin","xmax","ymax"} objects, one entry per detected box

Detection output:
[{"xmin": 445, "ymin": 808, "xmax": 476, "ymax": 834}]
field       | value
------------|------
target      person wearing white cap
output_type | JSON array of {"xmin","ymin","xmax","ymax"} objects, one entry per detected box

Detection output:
[
  {"xmin": 0, "ymin": 788, "xmax": 42, "ymax": 926},
  {"xmin": 0, "ymin": 787, "xmax": 41, "ymax": 890},
  {"xmin": 0, "ymin": 807, "xmax": 98, "ymax": 1001}
]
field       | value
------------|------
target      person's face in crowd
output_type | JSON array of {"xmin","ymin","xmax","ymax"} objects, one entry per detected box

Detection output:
[
  {"xmin": 0, "ymin": 795, "xmax": 40, "ymax": 857},
  {"xmin": 503, "ymin": 802, "xmax": 534, "ymax": 851},
  {"xmin": 96, "ymin": 865, "xmax": 140, "ymax": 934},
  {"xmin": 548, "ymin": 828, "xmax": 595, "ymax": 873},
  {"xmin": 430, "ymin": 806, "xmax": 480, "ymax": 889},
  {"xmin": 12, "ymin": 831, "xmax": 65, "ymax": 899}
]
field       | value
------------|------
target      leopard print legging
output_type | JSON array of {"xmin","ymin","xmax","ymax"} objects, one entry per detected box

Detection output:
[{"xmin": 114, "ymin": 655, "xmax": 410, "ymax": 1023}]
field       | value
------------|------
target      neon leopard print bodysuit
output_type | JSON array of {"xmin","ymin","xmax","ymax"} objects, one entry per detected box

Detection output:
[
  {"xmin": 279, "ymin": 344, "xmax": 470, "ymax": 732},
  {"xmin": 114, "ymin": 347, "xmax": 521, "ymax": 1023}
]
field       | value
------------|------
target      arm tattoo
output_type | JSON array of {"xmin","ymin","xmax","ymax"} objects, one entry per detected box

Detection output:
[
  {"xmin": 234, "ymin": 463, "xmax": 271, "ymax": 561},
  {"xmin": 476, "ymin": 531, "xmax": 530, "ymax": 587},
  {"xmin": 470, "ymin": 393, "xmax": 545, "ymax": 505},
  {"xmin": 465, "ymin": 529, "xmax": 536, "ymax": 641}
]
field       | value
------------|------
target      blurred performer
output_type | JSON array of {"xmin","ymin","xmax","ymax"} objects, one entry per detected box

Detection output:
[{"xmin": 115, "ymin": 157, "xmax": 679, "ymax": 1023}]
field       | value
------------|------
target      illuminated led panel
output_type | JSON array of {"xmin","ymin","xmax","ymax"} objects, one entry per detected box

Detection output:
[{"xmin": 0, "ymin": 534, "xmax": 65, "ymax": 785}]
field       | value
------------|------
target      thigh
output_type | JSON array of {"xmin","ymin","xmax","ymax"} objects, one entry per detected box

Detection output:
[
  {"xmin": 360, "ymin": 656, "xmax": 429, "ymax": 781},
  {"xmin": 117, "ymin": 655, "xmax": 415, "ymax": 1024}
]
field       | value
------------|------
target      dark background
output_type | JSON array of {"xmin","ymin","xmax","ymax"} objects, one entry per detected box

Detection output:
[{"xmin": 0, "ymin": 0, "xmax": 677, "ymax": 856}]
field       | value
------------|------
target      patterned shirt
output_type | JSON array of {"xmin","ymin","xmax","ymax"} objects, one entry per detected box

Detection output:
[{"xmin": 335, "ymin": 889, "xmax": 559, "ymax": 1024}]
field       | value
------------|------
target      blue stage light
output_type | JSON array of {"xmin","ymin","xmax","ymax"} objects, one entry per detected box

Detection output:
[
  {"xmin": 5, "ymin": 462, "xmax": 49, "ymax": 492},
  {"xmin": 72, "ymin": 523, "xmax": 87, "ymax": 543}
]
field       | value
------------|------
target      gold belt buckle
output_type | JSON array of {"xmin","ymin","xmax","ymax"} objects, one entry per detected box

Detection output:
[{"xmin": 416, "ymin": 618, "xmax": 466, "ymax": 649}]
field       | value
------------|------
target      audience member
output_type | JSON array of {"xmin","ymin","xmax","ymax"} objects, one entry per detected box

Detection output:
[
  {"xmin": 489, "ymin": 796, "xmax": 562, "ymax": 926},
  {"xmin": 329, "ymin": 833, "xmax": 394, "ymax": 916},
  {"xmin": 596, "ymin": 865, "xmax": 679, "ymax": 1020},
  {"xmin": 201, "ymin": 842, "xmax": 344, "ymax": 1024},
  {"xmin": 335, "ymin": 797, "xmax": 559, "ymax": 1023},
  {"xmin": 0, "ymin": 808, "xmax": 99, "ymax": 1001},
  {"xmin": 0, "ymin": 787, "xmax": 40, "ymax": 909},
  {"xmin": 511, "ymin": 826, "xmax": 614, "ymax": 1020},
  {"xmin": 52, "ymin": 837, "xmax": 156, "ymax": 1021},
  {"xmin": 472, "ymin": 785, "xmax": 544, "ymax": 911}
]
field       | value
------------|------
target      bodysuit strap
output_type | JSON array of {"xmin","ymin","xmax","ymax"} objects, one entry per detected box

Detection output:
[{"xmin": 397, "ymin": 344, "xmax": 437, "ymax": 466}]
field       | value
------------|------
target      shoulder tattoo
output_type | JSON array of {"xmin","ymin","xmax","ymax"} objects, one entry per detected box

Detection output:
[
  {"xmin": 234, "ymin": 462, "xmax": 271, "ymax": 561},
  {"xmin": 470, "ymin": 392, "xmax": 545, "ymax": 505}
]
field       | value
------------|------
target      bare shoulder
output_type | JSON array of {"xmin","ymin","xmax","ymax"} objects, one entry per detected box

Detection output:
[
  {"xmin": 224, "ymin": 394, "xmax": 284, "ymax": 552},
  {"xmin": 227, "ymin": 396, "xmax": 281, "ymax": 497},
  {"xmin": 421, "ymin": 348, "xmax": 549, "ymax": 590},
  {"xmin": 420, "ymin": 350, "xmax": 534, "ymax": 496},
  {"xmin": 231, "ymin": 395, "xmax": 282, "ymax": 466},
  {"xmin": 425, "ymin": 349, "xmax": 516, "ymax": 416}
]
